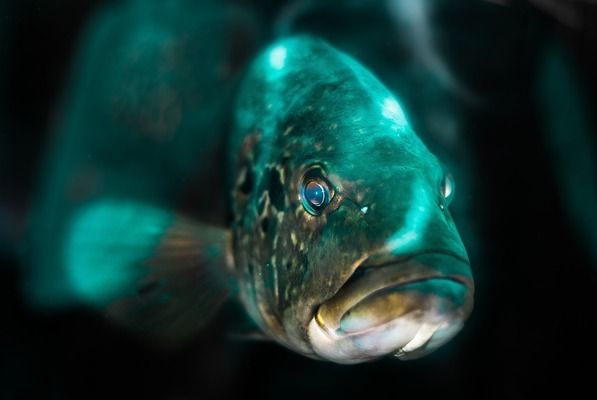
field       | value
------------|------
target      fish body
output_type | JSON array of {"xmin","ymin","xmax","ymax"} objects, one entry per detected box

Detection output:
[
  {"xmin": 228, "ymin": 37, "xmax": 473, "ymax": 362},
  {"xmin": 25, "ymin": 2, "xmax": 473, "ymax": 364}
]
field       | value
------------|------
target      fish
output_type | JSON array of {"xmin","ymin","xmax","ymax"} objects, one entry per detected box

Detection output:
[
  {"xmin": 226, "ymin": 36, "xmax": 474, "ymax": 362},
  {"xmin": 24, "ymin": 3, "xmax": 473, "ymax": 364}
]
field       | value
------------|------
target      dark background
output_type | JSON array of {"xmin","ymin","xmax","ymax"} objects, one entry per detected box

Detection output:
[{"xmin": 1, "ymin": 1, "xmax": 596, "ymax": 399}]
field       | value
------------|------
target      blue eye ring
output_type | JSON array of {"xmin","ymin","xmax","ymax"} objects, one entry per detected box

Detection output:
[{"xmin": 300, "ymin": 167, "xmax": 332, "ymax": 216}]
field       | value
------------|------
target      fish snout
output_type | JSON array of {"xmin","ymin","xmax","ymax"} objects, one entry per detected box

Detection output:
[{"xmin": 308, "ymin": 252, "xmax": 473, "ymax": 363}]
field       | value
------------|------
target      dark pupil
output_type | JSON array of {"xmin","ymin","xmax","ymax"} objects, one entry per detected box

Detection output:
[{"xmin": 305, "ymin": 180, "xmax": 326, "ymax": 207}]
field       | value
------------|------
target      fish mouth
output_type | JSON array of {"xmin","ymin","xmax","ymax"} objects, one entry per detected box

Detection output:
[{"xmin": 308, "ymin": 252, "xmax": 474, "ymax": 364}]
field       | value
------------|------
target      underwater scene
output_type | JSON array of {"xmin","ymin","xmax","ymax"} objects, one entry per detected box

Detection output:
[{"xmin": 1, "ymin": 0, "xmax": 596, "ymax": 398}]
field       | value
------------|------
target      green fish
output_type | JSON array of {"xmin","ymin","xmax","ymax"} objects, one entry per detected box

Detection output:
[
  {"xmin": 26, "ymin": 7, "xmax": 473, "ymax": 363},
  {"xmin": 226, "ymin": 36, "xmax": 474, "ymax": 362}
]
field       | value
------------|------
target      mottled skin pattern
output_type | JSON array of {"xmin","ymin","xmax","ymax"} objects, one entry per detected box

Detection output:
[{"xmin": 228, "ymin": 37, "xmax": 473, "ymax": 359}]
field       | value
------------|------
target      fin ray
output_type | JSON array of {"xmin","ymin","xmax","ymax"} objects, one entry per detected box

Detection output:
[{"xmin": 65, "ymin": 199, "xmax": 234, "ymax": 344}]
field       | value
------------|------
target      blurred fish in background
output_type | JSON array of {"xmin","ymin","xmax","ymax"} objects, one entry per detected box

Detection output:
[
  {"xmin": 487, "ymin": 0, "xmax": 597, "ymax": 269},
  {"xmin": 1, "ymin": 0, "xmax": 596, "ymax": 399},
  {"xmin": 23, "ymin": 0, "xmax": 263, "ymax": 308}
]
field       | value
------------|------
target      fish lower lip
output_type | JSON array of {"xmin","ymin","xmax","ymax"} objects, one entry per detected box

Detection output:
[{"xmin": 315, "ymin": 253, "xmax": 473, "ymax": 333}]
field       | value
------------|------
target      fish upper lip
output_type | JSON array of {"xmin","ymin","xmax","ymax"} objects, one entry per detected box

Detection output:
[
  {"xmin": 345, "ymin": 249, "xmax": 472, "ymax": 292},
  {"xmin": 360, "ymin": 248, "xmax": 470, "ymax": 269},
  {"xmin": 315, "ymin": 251, "xmax": 473, "ymax": 332}
]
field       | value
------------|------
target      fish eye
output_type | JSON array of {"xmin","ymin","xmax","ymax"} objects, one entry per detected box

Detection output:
[
  {"xmin": 440, "ymin": 172, "xmax": 455, "ymax": 206},
  {"xmin": 300, "ymin": 167, "xmax": 332, "ymax": 216}
]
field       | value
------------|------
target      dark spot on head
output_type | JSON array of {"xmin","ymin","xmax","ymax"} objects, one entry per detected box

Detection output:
[
  {"xmin": 239, "ymin": 166, "xmax": 253, "ymax": 195},
  {"xmin": 373, "ymin": 136, "xmax": 400, "ymax": 163},
  {"xmin": 261, "ymin": 213, "xmax": 277, "ymax": 237},
  {"xmin": 268, "ymin": 168, "xmax": 285, "ymax": 210},
  {"xmin": 295, "ymin": 250, "xmax": 310, "ymax": 285},
  {"xmin": 261, "ymin": 216, "xmax": 269, "ymax": 234}
]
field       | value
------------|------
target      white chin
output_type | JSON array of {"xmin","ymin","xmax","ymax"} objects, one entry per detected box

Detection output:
[{"xmin": 307, "ymin": 311, "xmax": 463, "ymax": 364}]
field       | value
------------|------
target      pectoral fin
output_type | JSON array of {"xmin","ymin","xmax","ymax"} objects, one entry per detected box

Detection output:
[{"xmin": 64, "ymin": 199, "xmax": 235, "ymax": 344}]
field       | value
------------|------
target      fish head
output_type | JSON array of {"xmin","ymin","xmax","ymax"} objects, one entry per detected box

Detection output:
[{"xmin": 231, "ymin": 36, "xmax": 473, "ymax": 363}]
